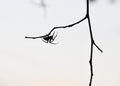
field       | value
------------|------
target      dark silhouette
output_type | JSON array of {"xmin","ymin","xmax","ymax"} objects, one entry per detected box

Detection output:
[
  {"xmin": 25, "ymin": 31, "xmax": 57, "ymax": 44},
  {"xmin": 25, "ymin": 0, "xmax": 103, "ymax": 86}
]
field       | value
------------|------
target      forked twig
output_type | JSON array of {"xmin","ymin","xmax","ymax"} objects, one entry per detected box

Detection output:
[{"xmin": 25, "ymin": 0, "xmax": 103, "ymax": 86}]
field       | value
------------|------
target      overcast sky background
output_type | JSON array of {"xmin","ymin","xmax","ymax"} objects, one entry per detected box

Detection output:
[{"xmin": 0, "ymin": 0, "xmax": 120, "ymax": 86}]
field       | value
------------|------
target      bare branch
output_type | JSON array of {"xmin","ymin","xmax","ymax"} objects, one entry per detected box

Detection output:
[
  {"xmin": 86, "ymin": 0, "xmax": 102, "ymax": 86},
  {"xmin": 25, "ymin": 35, "xmax": 45, "ymax": 39},
  {"xmin": 25, "ymin": 0, "xmax": 103, "ymax": 86},
  {"xmin": 93, "ymin": 42, "xmax": 103, "ymax": 52},
  {"xmin": 48, "ymin": 16, "xmax": 87, "ymax": 35}
]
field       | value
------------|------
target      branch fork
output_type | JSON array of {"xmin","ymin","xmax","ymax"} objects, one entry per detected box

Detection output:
[{"xmin": 25, "ymin": 0, "xmax": 103, "ymax": 86}]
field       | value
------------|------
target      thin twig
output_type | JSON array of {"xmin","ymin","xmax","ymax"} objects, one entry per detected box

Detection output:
[
  {"xmin": 48, "ymin": 16, "xmax": 87, "ymax": 35},
  {"xmin": 86, "ymin": 1, "xmax": 103, "ymax": 86},
  {"xmin": 25, "ymin": 35, "xmax": 46, "ymax": 39},
  {"xmin": 25, "ymin": 0, "xmax": 103, "ymax": 86}
]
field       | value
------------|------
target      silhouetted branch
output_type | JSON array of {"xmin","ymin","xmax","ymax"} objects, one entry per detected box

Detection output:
[
  {"xmin": 25, "ymin": 0, "xmax": 103, "ymax": 86},
  {"xmin": 25, "ymin": 36, "xmax": 43, "ymax": 39},
  {"xmin": 48, "ymin": 16, "xmax": 87, "ymax": 35},
  {"xmin": 86, "ymin": 0, "xmax": 103, "ymax": 85}
]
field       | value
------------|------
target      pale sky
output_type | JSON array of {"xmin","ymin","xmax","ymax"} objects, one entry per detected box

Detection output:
[{"xmin": 0, "ymin": 0, "xmax": 120, "ymax": 86}]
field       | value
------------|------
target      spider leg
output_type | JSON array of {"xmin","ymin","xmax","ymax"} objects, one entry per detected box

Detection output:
[
  {"xmin": 41, "ymin": 31, "xmax": 58, "ymax": 44},
  {"xmin": 50, "ymin": 42, "xmax": 58, "ymax": 45},
  {"xmin": 50, "ymin": 34, "xmax": 58, "ymax": 45},
  {"xmin": 53, "ymin": 32, "xmax": 58, "ymax": 41},
  {"xmin": 42, "ymin": 38, "xmax": 48, "ymax": 43},
  {"xmin": 48, "ymin": 32, "xmax": 58, "ymax": 45},
  {"xmin": 48, "ymin": 31, "xmax": 55, "ymax": 43},
  {"xmin": 52, "ymin": 31, "xmax": 55, "ymax": 36}
]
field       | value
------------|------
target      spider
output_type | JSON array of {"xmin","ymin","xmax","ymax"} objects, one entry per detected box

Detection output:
[{"xmin": 41, "ymin": 31, "xmax": 57, "ymax": 44}]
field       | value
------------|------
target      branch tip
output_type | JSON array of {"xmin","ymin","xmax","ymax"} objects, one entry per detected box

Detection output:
[{"xmin": 93, "ymin": 43, "xmax": 103, "ymax": 53}]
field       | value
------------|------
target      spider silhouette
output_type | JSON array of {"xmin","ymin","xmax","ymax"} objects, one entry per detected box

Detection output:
[
  {"xmin": 25, "ymin": 31, "xmax": 58, "ymax": 44},
  {"xmin": 41, "ymin": 31, "xmax": 58, "ymax": 44}
]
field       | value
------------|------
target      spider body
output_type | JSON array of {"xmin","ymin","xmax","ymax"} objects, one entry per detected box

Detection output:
[{"xmin": 42, "ymin": 32, "xmax": 57, "ymax": 44}]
